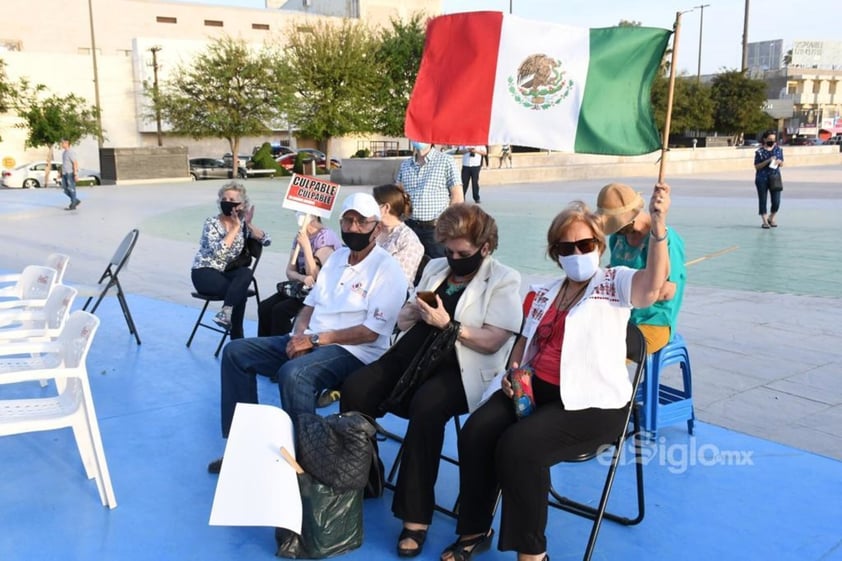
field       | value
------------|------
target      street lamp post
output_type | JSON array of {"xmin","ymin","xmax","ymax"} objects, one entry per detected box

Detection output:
[
  {"xmin": 87, "ymin": 0, "xmax": 104, "ymax": 148},
  {"xmin": 149, "ymin": 46, "xmax": 163, "ymax": 147},
  {"xmin": 694, "ymin": 4, "xmax": 710, "ymax": 83}
]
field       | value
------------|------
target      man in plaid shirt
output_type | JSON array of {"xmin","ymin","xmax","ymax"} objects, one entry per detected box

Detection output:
[{"xmin": 395, "ymin": 141, "xmax": 463, "ymax": 258}]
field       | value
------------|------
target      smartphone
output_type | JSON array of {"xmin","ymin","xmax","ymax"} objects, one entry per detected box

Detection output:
[{"xmin": 416, "ymin": 291, "xmax": 438, "ymax": 307}]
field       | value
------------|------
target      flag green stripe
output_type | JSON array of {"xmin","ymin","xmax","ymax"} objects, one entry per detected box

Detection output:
[{"xmin": 574, "ymin": 27, "xmax": 671, "ymax": 156}]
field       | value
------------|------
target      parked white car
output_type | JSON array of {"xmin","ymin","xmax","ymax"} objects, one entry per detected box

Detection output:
[
  {"xmin": 1, "ymin": 161, "xmax": 62, "ymax": 189},
  {"xmin": 1, "ymin": 161, "xmax": 101, "ymax": 188}
]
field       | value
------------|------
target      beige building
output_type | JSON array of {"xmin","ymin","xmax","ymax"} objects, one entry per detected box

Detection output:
[
  {"xmin": 0, "ymin": 0, "xmax": 440, "ymax": 172},
  {"xmin": 759, "ymin": 40, "xmax": 842, "ymax": 139}
]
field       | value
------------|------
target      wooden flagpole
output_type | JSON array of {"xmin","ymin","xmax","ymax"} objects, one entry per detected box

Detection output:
[{"xmin": 658, "ymin": 11, "xmax": 685, "ymax": 183}]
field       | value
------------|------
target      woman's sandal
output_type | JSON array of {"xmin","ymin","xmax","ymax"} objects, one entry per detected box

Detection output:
[
  {"xmin": 440, "ymin": 529, "xmax": 495, "ymax": 561},
  {"xmin": 397, "ymin": 527, "xmax": 428, "ymax": 558}
]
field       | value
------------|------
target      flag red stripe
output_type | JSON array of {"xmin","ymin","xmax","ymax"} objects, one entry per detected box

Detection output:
[{"xmin": 404, "ymin": 12, "xmax": 503, "ymax": 145}]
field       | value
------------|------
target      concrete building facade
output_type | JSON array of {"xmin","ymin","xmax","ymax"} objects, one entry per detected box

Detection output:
[
  {"xmin": 0, "ymin": 0, "xmax": 439, "ymax": 174},
  {"xmin": 758, "ymin": 40, "xmax": 842, "ymax": 139}
]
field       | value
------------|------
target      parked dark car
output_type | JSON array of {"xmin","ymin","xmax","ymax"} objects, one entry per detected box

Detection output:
[
  {"xmin": 189, "ymin": 157, "xmax": 246, "ymax": 180},
  {"xmin": 788, "ymin": 136, "xmax": 824, "ymax": 146},
  {"xmin": 296, "ymin": 148, "xmax": 342, "ymax": 169}
]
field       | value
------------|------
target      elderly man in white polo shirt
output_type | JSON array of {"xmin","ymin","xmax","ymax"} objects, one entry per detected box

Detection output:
[{"xmin": 209, "ymin": 193, "xmax": 407, "ymax": 473}]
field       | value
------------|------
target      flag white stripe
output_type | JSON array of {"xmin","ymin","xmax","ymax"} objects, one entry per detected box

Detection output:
[{"xmin": 488, "ymin": 16, "xmax": 590, "ymax": 151}]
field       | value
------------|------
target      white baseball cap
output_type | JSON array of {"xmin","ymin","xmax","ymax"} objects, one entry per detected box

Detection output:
[{"xmin": 341, "ymin": 193, "xmax": 381, "ymax": 220}]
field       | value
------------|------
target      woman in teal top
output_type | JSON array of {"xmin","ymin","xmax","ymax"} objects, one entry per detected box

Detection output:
[{"xmin": 597, "ymin": 182, "xmax": 686, "ymax": 353}]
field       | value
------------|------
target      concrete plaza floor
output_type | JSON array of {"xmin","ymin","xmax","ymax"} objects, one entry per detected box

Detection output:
[{"xmin": 1, "ymin": 163, "xmax": 841, "ymax": 460}]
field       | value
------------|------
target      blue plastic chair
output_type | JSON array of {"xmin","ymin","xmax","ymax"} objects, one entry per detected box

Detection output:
[{"xmin": 640, "ymin": 332, "xmax": 695, "ymax": 435}]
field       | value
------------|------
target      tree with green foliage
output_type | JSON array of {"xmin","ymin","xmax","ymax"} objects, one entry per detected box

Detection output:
[
  {"xmin": 651, "ymin": 74, "xmax": 714, "ymax": 135},
  {"xmin": 0, "ymin": 59, "xmax": 19, "ymax": 141},
  {"xmin": 710, "ymin": 70, "xmax": 773, "ymax": 143},
  {"xmin": 372, "ymin": 13, "xmax": 428, "ymax": 138},
  {"xmin": 275, "ymin": 19, "xmax": 381, "ymax": 163},
  {"xmin": 15, "ymin": 82, "xmax": 100, "ymax": 185},
  {"xmin": 151, "ymin": 36, "xmax": 287, "ymax": 173}
]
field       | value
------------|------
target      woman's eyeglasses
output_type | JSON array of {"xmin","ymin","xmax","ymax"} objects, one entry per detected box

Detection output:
[{"xmin": 553, "ymin": 238, "xmax": 598, "ymax": 257}]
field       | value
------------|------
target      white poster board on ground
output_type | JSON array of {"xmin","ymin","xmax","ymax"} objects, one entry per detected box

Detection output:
[{"xmin": 209, "ymin": 403, "xmax": 301, "ymax": 532}]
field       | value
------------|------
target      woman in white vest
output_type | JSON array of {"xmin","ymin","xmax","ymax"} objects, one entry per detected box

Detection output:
[{"xmin": 441, "ymin": 183, "xmax": 672, "ymax": 561}]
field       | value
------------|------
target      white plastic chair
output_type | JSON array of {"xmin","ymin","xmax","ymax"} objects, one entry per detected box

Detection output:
[
  {"xmin": 0, "ymin": 285, "xmax": 78, "ymax": 388},
  {"xmin": 0, "ymin": 285, "xmax": 78, "ymax": 338},
  {"xmin": 0, "ymin": 311, "xmax": 117, "ymax": 508},
  {"xmin": 0, "ymin": 254, "xmax": 70, "ymax": 286},
  {"xmin": 0, "ymin": 266, "xmax": 58, "ymax": 310}
]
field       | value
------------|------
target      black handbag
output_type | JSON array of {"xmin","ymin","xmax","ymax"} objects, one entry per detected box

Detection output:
[
  {"xmin": 377, "ymin": 321, "xmax": 461, "ymax": 416},
  {"xmin": 767, "ymin": 173, "xmax": 783, "ymax": 192},
  {"xmin": 295, "ymin": 412, "xmax": 377, "ymax": 492},
  {"xmin": 277, "ymin": 280, "xmax": 311, "ymax": 301}
]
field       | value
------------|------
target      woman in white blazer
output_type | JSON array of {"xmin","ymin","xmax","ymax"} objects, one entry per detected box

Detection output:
[
  {"xmin": 340, "ymin": 203, "xmax": 522, "ymax": 558},
  {"xmin": 441, "ymin": 184, "xmax": 672, "ymax": 561}
]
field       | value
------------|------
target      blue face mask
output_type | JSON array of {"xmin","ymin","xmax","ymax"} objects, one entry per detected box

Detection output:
[{"xmin": 411, "ymin": 141, "xmax": 431, "ymax": 153}]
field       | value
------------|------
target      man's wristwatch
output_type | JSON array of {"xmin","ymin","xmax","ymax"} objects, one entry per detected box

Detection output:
[{"xmin": 309, "ymin": 333, "xmax": 320, "ymax": 347}]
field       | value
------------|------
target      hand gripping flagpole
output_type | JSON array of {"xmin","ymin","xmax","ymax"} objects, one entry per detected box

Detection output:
[{"xmin": 658, "ymin": 11, "xmax": 685, "ymax": 183}]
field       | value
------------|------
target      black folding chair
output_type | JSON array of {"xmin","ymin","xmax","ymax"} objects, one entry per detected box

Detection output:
[
  {"xmin": 73, "ymin": 229, "xmax": 141, "ymax": 345},
  {"xmin": 186, "ymin": 237, "xmax": 263, "ymax": 357},
  {"xmin": 547, "ymin": 322, "xmax": 647, "ymax": 561}
]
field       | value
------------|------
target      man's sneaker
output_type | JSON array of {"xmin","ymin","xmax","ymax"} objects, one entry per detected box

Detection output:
[
  {"xmin": 213, "ymin": 307, "xmax": 232, "ymax": 329},
  {"xmin": 207, "ymin": 457, "xmax": 223, "ymax": 474}
]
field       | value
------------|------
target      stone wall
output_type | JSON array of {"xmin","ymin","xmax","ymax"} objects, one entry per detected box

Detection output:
[
  {"xmin": 100, "ymin": 147, "xmax": 189, "ymax": 185},
  {"xmin": 331, "ymin": 146, "xmax": 842, "ymax": 186}
]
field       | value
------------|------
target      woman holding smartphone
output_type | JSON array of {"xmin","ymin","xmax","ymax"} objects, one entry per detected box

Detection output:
[{"xmin": 340, "ymin": 203, "xmax": 522, "ymax": 558}]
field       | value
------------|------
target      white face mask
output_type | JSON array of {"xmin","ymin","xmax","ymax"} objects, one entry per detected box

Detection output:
[{"xmin": 558, "ymin": 251, "xmax": 600, "ymax": 282}]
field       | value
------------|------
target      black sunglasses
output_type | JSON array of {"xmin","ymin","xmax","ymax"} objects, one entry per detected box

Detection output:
[{"xmin": 554, "ymin": 238, "xmax": 598, "ymax": 257}]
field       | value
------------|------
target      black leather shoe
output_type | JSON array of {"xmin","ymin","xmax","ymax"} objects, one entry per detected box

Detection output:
[{"xmin": 207, "ymin": 457, "xmax": 223, "ymax": 474}]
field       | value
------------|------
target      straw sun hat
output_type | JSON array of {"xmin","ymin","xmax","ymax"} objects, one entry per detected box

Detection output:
[{"xmin": 596, "ymin": 183, "xmax": 645, "ymax": 235}]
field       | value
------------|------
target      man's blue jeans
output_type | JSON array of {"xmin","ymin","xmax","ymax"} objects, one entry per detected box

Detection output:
[
  {"xmin": 219, "ymin": 335, "xmax": 364, "ymax": 437},
  {"xmin": 61, "ymin": 173, "xmax": 78, "ymax": 205}
]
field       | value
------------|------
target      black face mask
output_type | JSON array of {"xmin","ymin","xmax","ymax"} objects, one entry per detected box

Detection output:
[
  {"xmin": 447, "ymin": 249, "xmax": 484, "ymax": 277},
  {"xmin": 765, "ymin": 141, "xmax": 775, "ymax": 147},
  {"xmin": 342, "ymin": 229, "xmax": 374, "ymax": 252},
  {"xmin": 220, "ymin": 200, "xmax": 240, "ymax": 216}
]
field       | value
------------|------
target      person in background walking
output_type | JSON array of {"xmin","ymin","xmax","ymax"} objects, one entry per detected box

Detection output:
[
  {"xmin": 60, "ymin": 138, "xmax": 80, "ymax": 210},
  {"xmin": 499, "ymin": 144, "xmax": 512, "ymax": 169},
  {"xmin": 481, "ymin": 145, "xmax": 490, "ymax": 168},
  {"xmin": 754, "ymin": 130, "xmax": 784, "ymax": 229},
  {"xmin": 460, "ymin": 145, "xmax": 487, "ymax": 204}
]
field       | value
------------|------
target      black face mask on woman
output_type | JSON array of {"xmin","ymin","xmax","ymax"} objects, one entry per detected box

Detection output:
[
  {"xmin": 220, "ymin": 200, "xmax": 240, "ymax": 216},
  {"xmin": 447, "ymin": 249, "xmax": 484, "ymax": 277},
  {"xmin": 342, "ymin": 229, "xmax": 374, "ymax": 252},
  {"xmin": 765, "ymin": 140, "xmax": 775, "ymax": 147}
]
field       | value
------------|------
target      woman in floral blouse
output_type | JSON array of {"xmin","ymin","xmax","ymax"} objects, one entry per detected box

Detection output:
[
  {"xmin": 373, "ymin": 183, "xmax": 425, "ymax": 289},
  {"xmin": 191, "ymin": 182, "xmax": 271, "ymax": 338}
]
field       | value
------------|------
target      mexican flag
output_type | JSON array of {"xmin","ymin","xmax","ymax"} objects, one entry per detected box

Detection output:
[{"xmin": 404, "ymin": 12, "xmax": 672, "ymax": 156}]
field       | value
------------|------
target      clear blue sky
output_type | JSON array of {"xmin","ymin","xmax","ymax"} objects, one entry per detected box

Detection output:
[{"xmin": 171, "ymin": 0, "xmax": 838, "ymax": 75}]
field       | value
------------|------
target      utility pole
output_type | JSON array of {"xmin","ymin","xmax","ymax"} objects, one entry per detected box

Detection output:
[
  {"xmin": 509, "ymin": 1, "xmax": 512, "ymax": 14},
  {"xmin": 149, "ymin": 46, "xmax": 163, "ymax": 147},
  {"xmin": 741, "ymin": 0, "xmax": 750, "ymax": 71},
  {"xmin": 87, "ymin": 0, "xmax": 103, "ymax": 148},
  {"xmin": 694, "ymin": 4, "xmax": 710, "ymax": 83}
]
